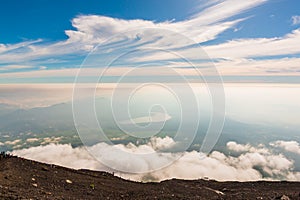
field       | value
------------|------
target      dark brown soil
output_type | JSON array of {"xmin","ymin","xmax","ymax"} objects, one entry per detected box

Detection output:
[{"xmin": 0, "ymin": 154, "xmax": 299, "ymax": 199}]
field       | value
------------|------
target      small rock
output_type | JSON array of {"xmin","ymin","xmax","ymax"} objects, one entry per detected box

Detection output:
[
  {"xmin": 31, "ymin": 178, "xmax": 35, "ymax": 181},
  {"xmin": 66, "ymin": 179, "xmax": 72, "ymax": 184},
  {"xmin": 90, "ymin": 183, "xmax": 95, "ymax": 190},
  {"xmin": 222, "ymin": 188, "xmax": 230, "ymax": 192},
  {"xmin": 280, "ymin": 195, "xmax": 290, "ymax": 200},
  {"xmin": 32, "ymin": 183, "xmax": 38, "ymax": 187},
  {"xmin": 41, "ymin": 167, "xmax": 48, "ymax": 171},
  {"xmin": 275, "ymin": 195, "xmax": 290, "ymax": 200}
]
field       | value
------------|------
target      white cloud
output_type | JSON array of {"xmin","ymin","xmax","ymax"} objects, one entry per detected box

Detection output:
[
  {"xmin": 39, "ymin": 66, "xmax": 47, "ymax": 70},
  {"xmin": 204, "ymin": 29, "xmax": 300, "ymax": 59},
  {"xmin": 67, "ymin": 0, "xmax": 267, "ymax": 47},
  {"xmin": 0, "ymin": 0, "xmax": 266, "ymax": 65},
  {"xmin": 5, "ymin": 139, "xmax": 21, "ymax": 145},
  {"xmin": 214, "ymin": 57, "xmax": 300, "ymax": 76},
  {"xmin": 1, "ymin": 56, "xmax": 300, "ymax": 78},
  {"xmin": 0, "ymin": 65, "xmax": 35, "ymax": 71},
  {"xmin": 0, "ymin": 39, "xmax": 42, "ymax": 54},
  {"xmin": 1, "ymin": 0, "xmax": 299, "ymax": 78},
  {"xmin": 227, "ymin": 141, "xmax": 269, "ymax": 154},
  {"xmin": 136, "ymin": 28, "xmax": 300, "ymax": 62},
  {"xmin": 26, "ymin": 138, "xmax": 39, "ymax": 143},
  {"xmin": 191, "ymin": 0, "xmax": 266, "ymax": 25},
  {"xmin": 11, "ymin": 138, "xmax": 300, "ymax": 182},
  {"xmin": 227, "ymin": 141, "xmax": 251, "ymax": 152},
  {"xmin": 12, "ymin": 143, "xmax": 100, "ymax": 170},
  {"xmin": 291, "ymin": 15, "xmax": 300, "ymax": 25},
  {"xmin": 233, "ymin": 27, "xmax": 242, "ymax": 32},
  {"xmin": 270, "ymin": 140, "xmax": 300, "ymax": 155},
  {"xmin": 41, "ymin": 137, "xmax": 62, "ymax": 145},
  {"xmin": 124, "ymin": 27, "xmax": 300, "ymax": 76}
]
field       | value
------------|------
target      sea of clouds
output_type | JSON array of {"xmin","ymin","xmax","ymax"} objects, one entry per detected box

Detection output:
[{"xmin": 12, "ymin": 137, "xmax": 300, "ymax": 182}]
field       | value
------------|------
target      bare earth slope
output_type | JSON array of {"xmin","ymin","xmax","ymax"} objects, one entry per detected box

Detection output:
[{"xmin": 0, "ymin": 155, "xmax": 299, "ymax": 199}]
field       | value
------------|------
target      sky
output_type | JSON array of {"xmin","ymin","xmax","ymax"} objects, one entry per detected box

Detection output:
[{"xmin": 0, "ymin": 0, "xmax": 300, "ymax": 83}]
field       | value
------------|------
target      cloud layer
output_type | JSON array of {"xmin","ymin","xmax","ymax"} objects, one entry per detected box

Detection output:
[{"xmin": 12, "ymin": 137, "xmax": 300, "ymax": 182}]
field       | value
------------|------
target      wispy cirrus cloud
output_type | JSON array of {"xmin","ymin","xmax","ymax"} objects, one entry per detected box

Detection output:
[
  {"xmin": 191, "ymin": 0, "xmax": 266, "ymax": 25},
  {"xmin": 2, "ymin": 0, "xmax": 299, "ymax": 81},
  {"xmin": 1, "ymin": 57, "xmax": 300, "ymax": 79},
  {"xmin": 0, "ymin": 65, "xmax": 35, "ymax": 71},
  {"xmin": 0, "ymin": 39, "xmax": 42, "ymax": 54},
  {"xmin": 130, "ymin": 28, "xmax": 300, "ymax": 61},
  {"xmin": 0, "ymin": 0, "xmax": 266, "ymax": 64},
  {"xmin": 204, "ymin": 29, "xmax": 300, "ymax": 59}
]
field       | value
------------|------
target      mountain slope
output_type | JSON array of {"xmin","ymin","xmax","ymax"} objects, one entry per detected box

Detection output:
[{"xmin": 0, "ymin": 154, "xmax": 299, "ymax": 200}]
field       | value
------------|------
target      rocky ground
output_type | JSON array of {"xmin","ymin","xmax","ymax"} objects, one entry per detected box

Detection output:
[{"xmin": 0, "ymin": 153, "xmax": 299, "ymax": 199}]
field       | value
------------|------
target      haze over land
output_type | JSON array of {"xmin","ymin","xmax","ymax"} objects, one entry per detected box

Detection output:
[{"xmin": 0, "ymin": 83, "xmax": 299, "ymax": 181}]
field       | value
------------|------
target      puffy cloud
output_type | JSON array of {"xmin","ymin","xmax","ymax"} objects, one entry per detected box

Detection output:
[
  {"xmin": 291, "ymin": 15, "xmax": 300, "ymax": 25},
  {"xmin": 11, "ymin": 138, "xmax": 300, "ymax": 182},
  {"xmin": 270, "ymin": 140, "xmax": 300, "ymax": 155},
  {"xmin": 26, "ymin": 138, "xmax": 39, "ymax": 143},
  {"xmin": 5, "ymin": 139, "xmax": 21, "ymax": 145},
  {"xmin": 41, "ymin": 137, "xmax": 62, "ymax": 145},
  {"xmin": 227, "ymin": 141, "xmax": 251, "ymax": 152},
  {"xmin": 12, "ymin": 143, "xmax": 100, "ymax": 170},
  {"xmin": 227, "ymin": 141, "xmax": 269, "ymax": 154}
]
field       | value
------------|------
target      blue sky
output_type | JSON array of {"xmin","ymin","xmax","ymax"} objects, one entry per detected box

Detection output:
[
  {"xmin": 0, "ymin": 0, "xmax": 300, "ymax": 83},
  {"xmin": 1, "ymin": 0, "xmax": 299, "ymax": 42},
  {"xmin": 0, "ymin": 0, "xmax": 197, "ymax": 43}
]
